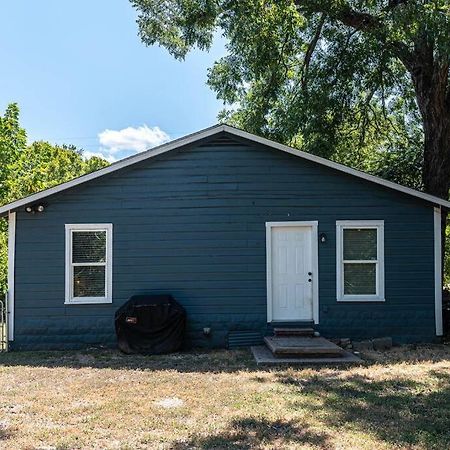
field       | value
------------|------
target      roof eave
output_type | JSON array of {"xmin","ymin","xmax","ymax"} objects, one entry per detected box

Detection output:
[
  {"xmin": 0, "ymin": 122, "xmax": 449, "ymax": 217},
  {"xmin": 224, "ymin": 125, "xmax": 450, "ymax": 209},
  {"xmin": 0, "ymin": 124, "xmax": 227, "ymax": 217}
]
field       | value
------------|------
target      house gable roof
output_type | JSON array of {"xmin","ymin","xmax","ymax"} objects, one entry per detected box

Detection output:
[{"xmin": 1, "ymin": 123, "xmax": 449, "ymax": 217}]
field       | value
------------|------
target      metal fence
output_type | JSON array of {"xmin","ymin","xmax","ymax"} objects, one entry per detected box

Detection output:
[{"xmin": 0, "ymin": 294, "xmax": 7, "ymax": 352}]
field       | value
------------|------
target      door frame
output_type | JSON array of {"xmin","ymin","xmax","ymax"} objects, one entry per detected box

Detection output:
[{"xmin": 266, "ymin": 221, "xmax": 319, "ymax": 324}]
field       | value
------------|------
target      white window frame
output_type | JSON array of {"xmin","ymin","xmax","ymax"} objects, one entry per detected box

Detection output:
[
  {"xmin": 336, "ymin": 220, "xmax": 385, "ymax": 302},
  {"xmin": 65, "ymin": 223, "xmax": 113, "ymax": 305}
]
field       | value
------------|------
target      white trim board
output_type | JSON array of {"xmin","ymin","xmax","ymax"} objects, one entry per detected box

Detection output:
[
  {"xmin": 336, "ymin": 220, "xmax": 385, "ymax": 302},
  {"xmin": 434, "ymin": 207, "xmax": 443, "ymax": 336},
  {"xmin": 7, "ymin": 211, "xmax": 16, "ymax": 341},
  {"xmin": 0, "ymin": 124, "xmax": 449, "ymax": 217},
  {"xmin": 64, "ymin": 223, "xmax": 113, "ymax": 305},
  {"xmin": 266, "ymin": 221, "xmax": 319, "ymax": 324}
]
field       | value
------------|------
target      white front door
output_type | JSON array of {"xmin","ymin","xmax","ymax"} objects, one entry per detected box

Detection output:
[{"xmin": 268, "ymin": 224, "xmax": 315, "ymax": 322}]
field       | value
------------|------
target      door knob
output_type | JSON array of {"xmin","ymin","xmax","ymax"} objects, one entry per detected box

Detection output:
[
  {"xmin": 308, "ymin": 279, "xmax": 312, "ymax": 282},
  {"xmin": 308, "ymin": 272, "xmax": 312, "ymax": 276}
]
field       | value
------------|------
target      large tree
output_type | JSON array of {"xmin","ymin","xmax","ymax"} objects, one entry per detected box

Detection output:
[
  {"xmin": 5, "ymin": 141, "xmax": 108, "ymax": 203},
  {"xmin": 131, "ymin": 0, "xmax": 449, "ymax": 196},
  {"xmin": 0, "ymin": 105, "xmax": 109, "ymax": 295},
  {"xmin": 0, "ymin": 104, "xmax": 27, "ymax": 200}
]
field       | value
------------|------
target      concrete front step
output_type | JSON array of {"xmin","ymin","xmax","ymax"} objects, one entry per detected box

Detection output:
[
  {"xmin": 264, "ymin": 336, "xmax": 345, "ymax": 358},
  {"xmin": 273, "ymin": 327, "xmax": 315, "ymax": 337},
  {"xmin": 252, "ymin": 345, "xmax": 361, "ymax": 366}
]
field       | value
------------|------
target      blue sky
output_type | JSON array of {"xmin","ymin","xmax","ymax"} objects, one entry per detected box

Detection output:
[{"xmin": 0, "ymin": 1, "xmax": 225, "ymax": 161}]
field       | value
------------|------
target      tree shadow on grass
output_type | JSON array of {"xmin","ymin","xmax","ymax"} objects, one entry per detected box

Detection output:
[
  {"xmin": 0, "ymin": 345, "xmax": 449, "ymax": 383},
  {"xmin": 1, "ymin": 344, "xmax": 449, "ymax": 374},
  {"xmin": 0, "ymin": 348, "xmax": 260, "ymax": 374},
  {"xmin": 276, "ymin": 370, "xmax": 450, "ymax": 449},
  {"xmin": 171, "ymin": 417, "xmax": 330, "ymax": 450}
]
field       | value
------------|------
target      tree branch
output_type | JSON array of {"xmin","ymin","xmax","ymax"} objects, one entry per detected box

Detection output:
[
  {"xmin": 388, "ymin": 42, "xmax": 415, "ymax": 72},
  {"xmin": 294, "ymin": 1, "xmax": 416, "ymax": 72},
  {"xmin": 301, "ymin": 13, "xmax": 326, "ymax": 92},
  {"xmin": 294, "ymin": 1, "xmax": 380, "ymax": 31}
]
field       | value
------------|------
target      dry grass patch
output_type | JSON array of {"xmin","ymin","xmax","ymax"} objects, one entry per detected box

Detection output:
[{"xmin": 0, "ymin": 345, "xmax": 449, "ymax": 449}]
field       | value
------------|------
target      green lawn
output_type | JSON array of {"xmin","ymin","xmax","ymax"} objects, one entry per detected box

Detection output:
[{"xmin": 0, "ymin": 345, "xmax": 449, "ymax": 449}]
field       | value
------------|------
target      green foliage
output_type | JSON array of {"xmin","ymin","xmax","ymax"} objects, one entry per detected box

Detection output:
[
  {"xmin": 4, "ymin": 141, "xmax": 109, "ymax": 203},
  {"xmin": 0, "ymin": 103, "xmax": 27, "ymax": 200},
  {"xmin": 131, "ymin": 0, "xmax": 449, "ymax": 186},
  {"xmin": 331, "ymin": 104, "xmax": 424, "ymax": 190},
  {"xmin": 0, "ymin": 105, "xmax": 110, "ymax": 296},
  {"xmin": 131, "ymin": 0, "xmax": 220, "ymax": 59}
]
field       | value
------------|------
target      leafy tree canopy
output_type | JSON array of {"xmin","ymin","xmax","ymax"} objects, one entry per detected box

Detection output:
[
  {"xmin": 0, "ymin": 103, "xmax": 27, "ymax": 200},
  {"xmin": 132, "ymin": 0, "xmax": 450, "ymax": 196},
  {"xmin": 5, "ymin": 141, "xmax": 108, "ymax": 204},
  {"xmin": 0, "ymin": 104, "xmax": 109, "ymax": 295}
]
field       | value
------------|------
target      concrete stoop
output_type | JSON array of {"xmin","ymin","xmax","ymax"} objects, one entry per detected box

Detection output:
[
  {"xmin": 251, "ymin": 345, "xmax": 361, "ymax": 365},
  {"xmin": 252, "ymin": 328, "xmax": 361, "ymax": 366}
]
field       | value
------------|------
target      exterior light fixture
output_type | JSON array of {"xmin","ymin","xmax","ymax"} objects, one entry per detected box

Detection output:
[
  {"xmin": 25, "ymin": 203, "xmax": 47, "ymax": 214},
  {"xmin": 320, "ymin": 233, "xmax": 327, "ymax": 243}
]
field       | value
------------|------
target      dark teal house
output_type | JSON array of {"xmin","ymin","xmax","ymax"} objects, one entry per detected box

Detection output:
[{"xmin": 0, "ymin": 124, "xmax": 447, "ymax": 350}]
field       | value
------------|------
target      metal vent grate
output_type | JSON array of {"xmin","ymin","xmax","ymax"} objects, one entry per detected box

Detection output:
[{"xmin": 228, "ymin": 331, "xmax": 263, "ymax": 349}]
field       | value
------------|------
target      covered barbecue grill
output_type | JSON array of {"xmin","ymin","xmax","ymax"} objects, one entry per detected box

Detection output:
[{"xmin": 115, "ymin": 294, "xmax": 186, "ymax": 354}]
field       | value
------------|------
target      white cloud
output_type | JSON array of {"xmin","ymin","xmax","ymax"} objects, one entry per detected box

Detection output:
[
  {"xmin": 83, "ymin": 150, "xmax": 117, "ymax": 163},
  {"xmin": 98, "ymin": 125, "xmax": 170, "ymax": 154}
]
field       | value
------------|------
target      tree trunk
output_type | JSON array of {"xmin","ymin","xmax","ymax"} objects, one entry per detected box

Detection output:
[
  {"xmin": 420, "ymin": 97, "xmax": 450, "ymax": 200},
  {"xmin": 421, "ymin": 106, "xmax": 450, "ymax": 281},
  {"xmin": 410, "ymin": 58, "xmax": 450, "ymax": 283}
]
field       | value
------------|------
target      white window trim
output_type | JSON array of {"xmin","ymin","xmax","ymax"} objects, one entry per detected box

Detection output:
[
  {"xmin": 336, "ymin": 220, "xmax": 385, "ymax": 302},
  {"xmin": 65, "ymin": 223, "xmax": 113, "ymax": 305}
]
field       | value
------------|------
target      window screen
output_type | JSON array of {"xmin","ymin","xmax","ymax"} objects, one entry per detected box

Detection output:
[
  {"xmin": 72, "ymin": 231, "xmax": 106, "ymax": 264},
  {"xmin": 343, "ymin": 228, "xmax": 377, "ymax": 295},
  {"xmin": 72, "ymin": 230, "xmax": 107, "ymax": 297}
]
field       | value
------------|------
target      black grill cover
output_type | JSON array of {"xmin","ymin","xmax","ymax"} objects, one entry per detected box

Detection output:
[{"xmin": 115, "ymin": 295, "xmax": 186, "ymax": 354}]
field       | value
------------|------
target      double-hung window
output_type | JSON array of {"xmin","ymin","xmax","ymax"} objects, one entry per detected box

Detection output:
[
  {"xmin": 336, "ymin": 220, "xmax": 384, "ymax": 302},
  {"xmin": 65, "ymin": 224, "xmax": 113, "ymax": 304}
]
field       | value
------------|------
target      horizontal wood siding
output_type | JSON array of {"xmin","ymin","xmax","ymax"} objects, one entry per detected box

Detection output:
[{"xmin": 12, "ymin": 132, "xmax": 435, "ymax": 349}]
